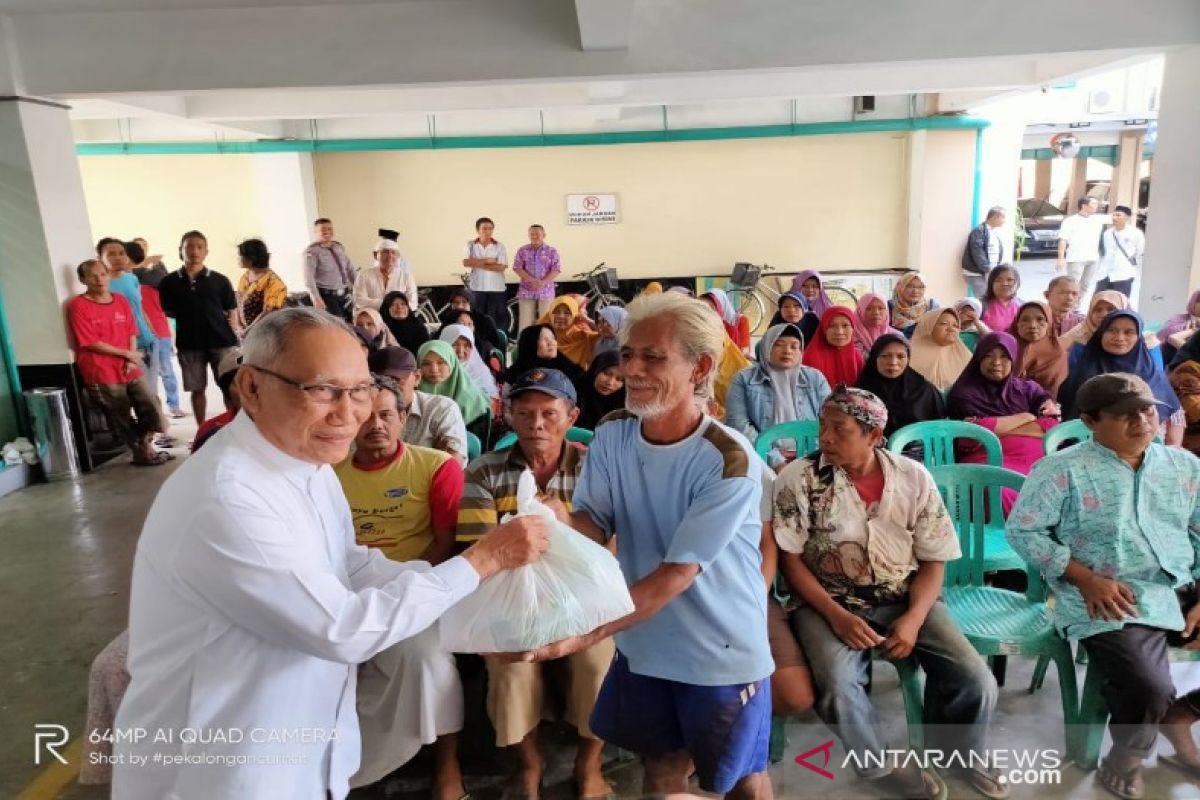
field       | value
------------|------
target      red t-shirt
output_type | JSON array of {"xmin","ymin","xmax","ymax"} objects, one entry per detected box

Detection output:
[
  {"xmin": 68, "ymin": 293, "xmax": 142, "ymax": 386},
  {"xmin": 849, "ymin": 466, "xmax": 886, "ymax": 509},
  {"xmin": 139, "ymin": 285, "xmax": 173, "ymax": 339}
]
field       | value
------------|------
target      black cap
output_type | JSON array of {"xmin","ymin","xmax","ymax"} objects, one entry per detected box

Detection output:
[
  {"xmin": 368, "ymin": 346, "xmax": 417, "ymax": 377},
  {"xmin": 506, "ymin": 368, "xmax": 577, "ymax": 404},
  {"xmin": 1076, "ymin": 373, "xmax": 1163, "ymax": 416},
  {"xmin": 378, "ymin": 228, "xmax": 400, "ymax": 242}
]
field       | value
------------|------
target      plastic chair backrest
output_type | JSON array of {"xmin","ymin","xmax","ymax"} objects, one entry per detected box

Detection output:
[
  {"xmin": 465, "ymin": 432, "xmax": 482, "ymax": 461},
  {"xmin": 887, "ymin": 420, "xmax": 1002, "ymax": 468},
  {"xmin": 754, "ymin": 420, "xmax": 821, "ymax": 462},
  {"xmin": 1043, "ymin": 418, "xmax": 1092, "ymax": 455},
  {"xmin": 929, "ymin": 464, "xmax": 1031, "ymax": 592},
  {"xmin": 493, "ymin": 426, "xmax": 593, "ymax": 451}
]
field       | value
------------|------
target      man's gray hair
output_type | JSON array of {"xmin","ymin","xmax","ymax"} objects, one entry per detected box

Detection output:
[
  {"xmin": 372, "ymin": 374, "xmax": 412, "ymax": 412},
  {"xmin": 620, "ymin": 292, "xmax": 725, "ymax": 400},
  {"xmin": 241, "ymin": 306, "xmax": 356, "ymax": 370},
  {"xmin": 986, "ymin": 205, "xmax": 1006, "ymax": 219}
]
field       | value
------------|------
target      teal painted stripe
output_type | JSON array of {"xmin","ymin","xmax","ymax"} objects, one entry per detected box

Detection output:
[
  {"xmin": 0, "ymin": 283, "xmax": 27, "ymax": 435},
  {"xmin": 77, "ymin": 115, "xmax": 990, "ymax": 156},
  {"xmin": 971, "ymin": 128, "xmax": 984, "ymax": 228}
]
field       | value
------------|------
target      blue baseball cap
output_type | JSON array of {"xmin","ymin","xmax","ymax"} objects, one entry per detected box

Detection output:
[{"xmin": 506, "ymin": 368, "xmax": 577, "ymax": 404}]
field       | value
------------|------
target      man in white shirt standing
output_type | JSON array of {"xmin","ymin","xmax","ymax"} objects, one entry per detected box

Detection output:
[
  {"xmin": 1057, "ymin": 197, "xmax": 1105, "ymax": 307},
  {"xmin": 462, "ymin": 216, "xmax": 510, "ymax": 333},
  {"xmin": 354, "ymin": 229, "xmax": 418, "ymax": 314},
  {"xmin": 113, "ymin": 307, "xmax": 549, "ymax": 800},
  {"xmin": 1095, "ymin": 205, "xmax": 1146, "ymax": 300}
]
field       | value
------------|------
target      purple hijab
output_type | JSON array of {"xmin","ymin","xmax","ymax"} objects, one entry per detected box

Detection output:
[
  {"xmin": 947, "ymin": 332, "xmax": 1050, "ymax": 418},
  {"xmin": 789, "ymin": 269, "xmax": 834, "ymax": 317}
]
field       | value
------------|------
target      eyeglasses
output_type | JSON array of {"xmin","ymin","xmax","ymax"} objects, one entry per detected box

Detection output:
[{"xmin": 247, "ymin": 364, "xmax": 374, "ymax": 405}]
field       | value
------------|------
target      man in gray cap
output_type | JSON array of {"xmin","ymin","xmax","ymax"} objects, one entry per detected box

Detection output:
[
  {"xmin": 1008, "ymin": 373, "xmax": 1200, "ymax": 798},
  {"xmin": 369, "ymin": 346, "xmax": 468, "ymax": 465}
]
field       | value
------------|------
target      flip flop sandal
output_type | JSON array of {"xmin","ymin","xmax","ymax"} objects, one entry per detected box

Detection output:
[
  {"xmin": 169, "ymin": 409, "xmax": 188, "ymax": 419},
  {"xmin": 1160, "ymin": 753, "xmax": 1200, "ymax": 780},
  {"xmin": 953, "ymin": 766, "xmax": 1010, "ymax": 799},
  {"xmin": 873, "ymin": 767, "xmax": 948, "ymax": 800},
  {"xmin": 1096, "ymin": 759, "xmax": 1144, "ymax": 800}
]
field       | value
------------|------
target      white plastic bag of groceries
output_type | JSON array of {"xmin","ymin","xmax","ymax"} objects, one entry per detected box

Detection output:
[{"xmin": 440, "ymin": 470, "xmax": 633, "ymax": 653}]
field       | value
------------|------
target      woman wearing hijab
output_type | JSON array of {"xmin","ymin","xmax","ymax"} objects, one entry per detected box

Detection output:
[
  {"xmin": 888, "ymin": 272, "xmax": 939, "ymax": 336},
  {"xmin": 953, "ymin": 298, "xmax": 991, "ymax": 352},
  {"xmin": 947, "ymin": 332, "xmax": 1061, "ymax": 511},
  {"xmin": 592, "ymin": 306, "xmax": 628, "ymax": 359},
  {"xmin": 979, "ymin": 265, "xmax": 1023, "ymax": 332},
  {"xmin": 1008, "ymin": 301, "xmax": 1069, "ymax": 399},
  {"xmin": 1158, "ymin": 288, "xmax": 1200, "ymax": 365},
  {"xmin": 701, "ymin": 288, "xmax": 752, "ymax": 352},
  {"xmin": 768, "ymin": 291, "xmax": 820, "ymax": 346},
  {"xmin": 354, "ymin": 307, "xmax": 399, "ymax": 351},
  {"xmin": 1059, "ymin": 310, "xmax": 1185, "ymax": 445},
  {"xmin": 639, "ymin": 281, "xmax": 664, "ymax": 296},
  {"xmin": 908, "ymin": 308, "xmax": 974, "ymax": 392},
  {"xmin": 852, "ymin": 293, "xmax": 901, "ymax": 358},
  {"xmin": 1060, "ymin": 290, "xmax": 1131, "ymax": 366},
  {"xmin": 538, "ymin": 295, "xmax": 599, "ymax": 369},
  {"xmin": 379, "ymin": 290, "xmax": 429, "ymax": 355},
  {"xmin": 856, "ymin": 333, "xmax": 946, "ymax": 439},
  {"xmin": 1168, "ymin": 359, "xmax": 1200, "ymax": 456},
  {"xmin": 417, "ymin": 340, "xmax": 491, "ymax": 440},
  {"xmin": 443, "ymin": 286, "xmax": 502, "ymax": 351},
  {"xmin": 801, "ymin": 307, "xmax": 865, "ymax": 387},
  {"xmin": 439, "ymin": 324, "xmax": 500, "ymax": 400},
  {"xmin": 510, "ymin": 323, "xmax": 584, "ymax": 385},
  {"xmin": 789, "ymin": 270, "xmax": 834, "ymax": 317},
  {"xmin": 726, "ymin": 323, "xmax": 832, "ymax": 441},
  {"xmin": 576, "ymin": 350, "xmax": 626, "ymax": 430}
]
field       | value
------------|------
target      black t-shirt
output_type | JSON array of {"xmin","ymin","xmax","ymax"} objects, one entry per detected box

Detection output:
[{"xmin": 158, "ymin": 267, "xmax": 238, "ymax": 350}]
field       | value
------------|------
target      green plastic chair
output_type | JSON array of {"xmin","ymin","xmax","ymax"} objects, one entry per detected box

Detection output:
[
  {"xmin": 1043, "ymin": 418, "xmax": 1092, "ymax": 455},
  {"xmin": 1074, "ymin": 646, "xmax": 1200, "ymax": 770},
  {"xmin": 887, "ymin": 420, "xmax": 1003, "ymax": 468},
  {"xmin": 930, "ymin": 464, "xmax": 1080, "ymax": 757},
  {"xmin": 754, "ymin": 420, "xmax": 821, "ymax": 462},
  {"xmin": 493, "ymin": 427, "xmax": 594, "ymax": 451},
  {"xmin": 465, "ymin": 432, "xmax": 481, "ymax": 461}
]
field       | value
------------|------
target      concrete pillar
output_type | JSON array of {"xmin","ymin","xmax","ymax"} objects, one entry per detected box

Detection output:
[
  {"xmin": 905, "ymin": 128, "xmax": 977, "ymax": 302},
  {"xmin": 1110, "ymin": 131, "xmax": 1144, "ymax": 213},
  {"xmin": 1065, "ymin": 157, "xmax": 1087, "ymax": 212},
  {"xmin": 0, "ymin": 97, "xmax": 97, "ymax": 465},
  {"xmin": 973, "ymin": 100, "xmax": 1025, "ymax": 266},
  {"xmin": 251, "ymin": 152, "xmax": 319, "ymax": 292},
  {"xmin": 1141, "ymin": 46, "xmax": 1200, "ymax": 323},
  {"xmin": 1034, "ymin": 160, "xmax": 1053, "ymax": 200}
]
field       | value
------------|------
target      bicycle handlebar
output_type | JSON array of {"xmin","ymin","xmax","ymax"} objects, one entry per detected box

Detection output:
[{"xmin": 571, "ymin": 262, "xmax": 607, "ymax": 279}]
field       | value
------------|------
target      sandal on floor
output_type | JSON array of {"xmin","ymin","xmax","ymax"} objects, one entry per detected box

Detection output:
[
  {"xmin": 132, "ymin": 451, "xmax": 173, "ymax": 467},
  {"xmin": 1096, "ymin": 758, "xmax": 1144, "ymax": 800},
  {"xmin": 871, "ymin": 766, "xmax": 948, "ymax": 800},
  {"xmin": 169, "ymin": 409, "xmax": 187, "ymax": 419},
  {"xmin": 950, "ymin": 766, "xmax": 1010, "ymax": 800},
  {"xmin": 1160, "ymin": 753, "xmax": 1200, "ymax": 780}
]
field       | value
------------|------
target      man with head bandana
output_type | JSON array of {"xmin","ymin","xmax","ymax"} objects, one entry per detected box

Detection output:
[{"xmin": 772, "ymin": 387, "xmax": 1006, "ymax": 800}]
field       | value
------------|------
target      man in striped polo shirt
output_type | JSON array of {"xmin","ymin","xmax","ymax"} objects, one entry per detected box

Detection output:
[{"xmin": 457, "ymin": 368, "xmax": 615, "ymax": 800}]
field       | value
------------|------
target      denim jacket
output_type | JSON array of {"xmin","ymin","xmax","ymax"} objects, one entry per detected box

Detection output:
[{"xmin": 725, "ymin": 364, "xmax": 832, "ymax": 440}]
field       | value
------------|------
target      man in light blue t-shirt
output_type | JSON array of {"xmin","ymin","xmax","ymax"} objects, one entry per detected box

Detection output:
[{"xmin": 522, "ymin": 292, "xmax": 774, "ymax": 799}]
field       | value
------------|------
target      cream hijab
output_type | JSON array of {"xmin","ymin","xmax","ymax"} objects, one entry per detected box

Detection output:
[
  {"xmin": 1060, "ymin": 291, "xmax": 1130, "ymax": 350},
  {"xmin": 908, "ymin": 308, "xmax": 974, "ymax": 392}
]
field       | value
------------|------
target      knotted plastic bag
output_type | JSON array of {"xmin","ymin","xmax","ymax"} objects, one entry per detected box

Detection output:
[{"xmin": 440, "ymin": 470, "xmax": 634, "ymax": 653}]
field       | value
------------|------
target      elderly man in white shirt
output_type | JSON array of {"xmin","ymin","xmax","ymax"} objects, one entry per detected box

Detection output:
[
  {"xmin": 354, "ymin": 234, "xmax": 418, "ymax": 314},
  {"xmin": 112, "ymin": 307, "xmax": 549, "ymax": 800}
]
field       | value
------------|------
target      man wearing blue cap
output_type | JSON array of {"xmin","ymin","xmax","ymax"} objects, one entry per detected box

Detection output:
[{"xmin": 457, "ymin": 368, "xmax": 616, "ymax": 800}]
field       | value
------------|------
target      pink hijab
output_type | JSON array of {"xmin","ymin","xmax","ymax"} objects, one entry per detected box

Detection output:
[{"xmin": 851, "ymin": 293, "xmax": 902, "ymax": 357}]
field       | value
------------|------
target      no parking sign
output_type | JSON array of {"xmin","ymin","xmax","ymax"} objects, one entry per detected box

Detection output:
[{"xmin": 566, "ymin": 193, "xmax": 619, "ymax": 225}]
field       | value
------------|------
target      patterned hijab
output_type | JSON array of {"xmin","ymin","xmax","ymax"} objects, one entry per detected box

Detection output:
[
  {"xmin": 416, "ymin": 339, "xmax": 491, "ymax": 424},
  {"xmin": 889, "ymin": 271, "xmax": 933, "ymax": 330}
]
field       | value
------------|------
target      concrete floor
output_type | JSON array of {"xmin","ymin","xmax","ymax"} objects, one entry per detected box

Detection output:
[{"xmin": 5, "ymin": 276, "xmax": 1199, "ymax": 800}]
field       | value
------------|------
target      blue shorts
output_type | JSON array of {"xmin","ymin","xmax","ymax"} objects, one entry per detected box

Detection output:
[{"xmin": 589, "ymin": 651, "xmax": 771, "ymax": 794}]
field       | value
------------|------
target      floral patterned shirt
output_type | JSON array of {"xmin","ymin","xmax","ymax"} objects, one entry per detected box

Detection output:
[
  {"xmin": 773, "ymin": 448, "xmax": 959, "ymax": 611},
  {"xmin": 1006, "ymin": 440, "xmax": 1200, "ymax": 640}
]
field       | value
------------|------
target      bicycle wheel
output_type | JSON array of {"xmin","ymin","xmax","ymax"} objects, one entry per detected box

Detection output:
[
  {"xmin": 825, "ymin": 284, "xmax": 858, "ymax": 309},
  {"xmin": 505, "ymin": 298, "xmax": 521, "ymax": 338},
  {"xmin": 417, "ymin": 303, "xmax": 440, "ymax": 331},
  {"xmin": 726, "ymin": 288, "xmax": 766, "ymax": 334}
]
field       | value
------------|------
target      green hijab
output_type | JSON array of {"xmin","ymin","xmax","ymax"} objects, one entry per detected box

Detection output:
[{"xmin": 416, "ymin": 340, "xmax": 491, "ymax": 424}]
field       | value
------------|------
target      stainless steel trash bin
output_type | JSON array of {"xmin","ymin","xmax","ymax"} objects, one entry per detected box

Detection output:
[{"xmin": 23, "ymin": 387, "xmax": 80, "ymax": 481}]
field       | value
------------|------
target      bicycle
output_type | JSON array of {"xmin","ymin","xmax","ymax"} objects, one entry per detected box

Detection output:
[
  {"xmin": 416, "ymin": 272, "xmax": 472, "ymax": 331},
  {"xmin": 505, "ymin": 261, "xmax": 624, "ymax": 338},
  {"xmin": 725, "ymin": 263, "xmax": 858, "ymax": 333}
]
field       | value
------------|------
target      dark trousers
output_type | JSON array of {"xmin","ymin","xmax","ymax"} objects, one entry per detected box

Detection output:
[
  {"xmin": 318, "ymin": 288, "xmax": 353, "ymax": 323},
  {"xmin": 1081, "ymin": 586, "xmax": 1200, "ymax": 757},
  {"xmin": 1095, "ymin": 277, "xmax": 1135, "ymax": 298},
  {"xmin": 474, "ymin": 290, "xmax": 510, "ymax": 334}
]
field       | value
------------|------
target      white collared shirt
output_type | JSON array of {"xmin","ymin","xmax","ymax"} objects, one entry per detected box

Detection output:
[
  {"xmin": 112, "ymin": 411, "xmax": 479, "ymax": 799},
  {"xmin": 404, "ymin": 390, "xmax": 468, "ymax": 465},
  {"xmin": 463, "ymin": 239, "xmax": 508, "ymax": 292},
  {"xmin": 1098, "ymin": 224, "xmax": 1145, "ymax": 283},
  {"xmin": 353, "ymin": 261, "xmax": 418, "ymax": 313}
]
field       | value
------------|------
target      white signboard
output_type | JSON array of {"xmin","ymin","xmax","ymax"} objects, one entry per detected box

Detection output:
[{"xmin": 566, "ymin": 193, "xmax": 619, "ymax": 225}]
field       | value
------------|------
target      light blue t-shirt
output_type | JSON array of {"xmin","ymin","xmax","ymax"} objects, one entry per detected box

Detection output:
[
  {"xmin": 110, "ymin": 272, "xmax": 155, "ymax": 348},
  {"xmin": 573, "ymin": 413, "xmax": 774, "ymax": 686}
]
